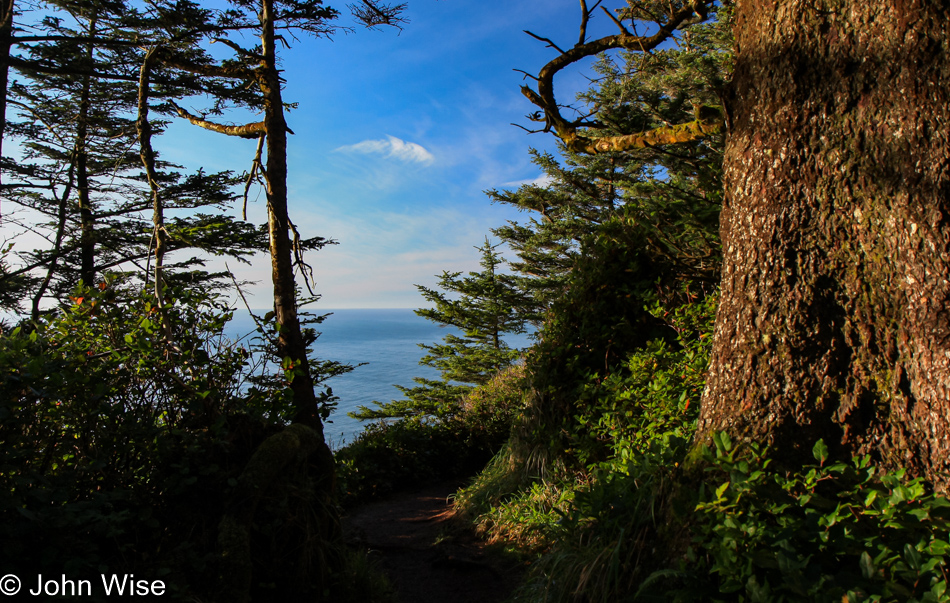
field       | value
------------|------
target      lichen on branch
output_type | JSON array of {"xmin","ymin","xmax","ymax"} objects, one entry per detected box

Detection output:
[
  {"xmin": 521, "ymin": 0, "xmax": 721, "ymax": 153},
  {"xmin": 170, "ymin": 101, "xmax": 265, "ymax": 138}
]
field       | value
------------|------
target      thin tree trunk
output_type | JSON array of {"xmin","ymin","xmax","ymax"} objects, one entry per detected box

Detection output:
[
  {"xmin": 137, "ymin": 46, "xmax": 177, "ymax": 341},
  {"xmin": 31, "ymin": 154, "xmax": 76, "ymax": 320},
  {"xmin": 76, "ymin": 14, "xmax": 97, "ymax": 286},
  {"xmin": 259, "ymin": 0, "xmax": 327, "ymax": 437},
  {"xmin": 698, "ymin": 0, "xmax": 950, "ymax": 488},
  {"xmin": 0, "ymin": 0, "xmax": 14, "ymax": 214},
  {"xmin": 137, "ymin": 50, "xmax": 165, "ymax": 294}
]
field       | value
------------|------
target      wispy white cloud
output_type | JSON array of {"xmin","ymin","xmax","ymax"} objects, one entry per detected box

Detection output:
[
  {"xmin": 502, "ymin": 174, "xmax": 554, "ymax": 188},
  {"xmin": 335, "ymin": 135, "xmax": 435, "ymax": 165}
]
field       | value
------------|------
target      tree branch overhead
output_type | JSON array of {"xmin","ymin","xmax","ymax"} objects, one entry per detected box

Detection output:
[{"xmin": 520, "ymin": 1, "xmax": 720, "ymax": 153}]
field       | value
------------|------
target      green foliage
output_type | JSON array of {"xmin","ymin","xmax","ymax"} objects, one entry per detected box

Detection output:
[
  {"xmin": 335, "ymin": 418, "xmax": 497, "ymax": 507},
  {"xmin": 572, "ymin": 292, "xmax": 716, "ymax": 471},
  {"xmin": 489, "ymin": 2, "xmax": 729, "ymax": 481},
  {"xmin": 660, "ymin": 439, "xmax": 950, "ymax": 603},
  {"xmin": 0, "ymin": 241, "xmax": 36, "ymax": 313},
  {"xmin": 455, "ymin": 10, "xmax": 734, "ymax": 598},
  {"xmin": 337, "ymin": 366, "xmax": 526, "ymax": 507},
  {"xmin": 351, "ymin": 239, "xmax": 531, "ymax": 422},
  {"xmin": 0, "ymin": 279, "xmax": 327, "ymax": 600},
  {"xmin": 331, "ymin": 547, "xmax": 396, "ymax": 603},
  {"xmin": 456, "ymin": 293, "xmax": 715, "ymax": 602},
  {"xmin": 514, "ymin": 229, "xmax": 717, "ymax": 478}
]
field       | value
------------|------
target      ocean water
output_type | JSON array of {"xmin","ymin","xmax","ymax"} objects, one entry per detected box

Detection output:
[{"xmin": 227, "ymin": 308, "xmax": 532, "ymax": 446}]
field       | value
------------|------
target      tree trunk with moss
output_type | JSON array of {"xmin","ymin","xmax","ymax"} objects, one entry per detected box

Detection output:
[{"xmin": 697, "ymin": 0, "xmax": 950, "ymax": 488}]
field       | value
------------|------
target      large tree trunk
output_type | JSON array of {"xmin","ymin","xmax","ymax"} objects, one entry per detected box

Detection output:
[
  {"xmin": 225, "ymin": 6, "xmax": 341, "ymax": 601},
  {"xmin": 698, "ymin": 0, "xmax": 950, "ymax": 488}
]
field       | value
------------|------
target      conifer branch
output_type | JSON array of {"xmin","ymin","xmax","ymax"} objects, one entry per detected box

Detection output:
[
  {"xmin": 211, "ymin": 37, "xmax": 264, "ymax": 60},
  {"xmin": 348, "ymin": 0, "xmax": 408, "ymax": 29},
  {"xmin": 155, "ymin": 53, "xmax": 253, "ymax": 80},
  {"xmin": 11, "ymin": 34, "xmax": 142, "ymax": 45},
  {"xmin": 6, "ymin": 54, "xmax": 141, "ymax": 82}
]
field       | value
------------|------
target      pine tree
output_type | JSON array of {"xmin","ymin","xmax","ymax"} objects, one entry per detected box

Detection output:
[
  {"xmin": 353, "ymin": 239, "xmax": 532, "ymax": 420},
  {"xmin": 0, "ymin": 0, "xmax": 268, "ymax": 317},
  {"xmin": 492, "ymin": 1, "xmax": 730, "ymax": 473},
  {"xmin": 492, "ymin": 10, "xmax": 728, "ymax": 318}
]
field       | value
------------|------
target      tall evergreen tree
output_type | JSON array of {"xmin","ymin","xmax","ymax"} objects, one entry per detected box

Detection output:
[
  {"xmin": 0, "ymin": 0, "xmax": 268, "ymax": 316},
  {"xmin": 134, "ymin": 3, "xmax": 406, "ymax": 598},
  {"xmin": 492, "ymin": 0, "xmax": 729, "ymax": 473},
  {"xmin": 149, "ymin": 0, "xmax": 404, "ymax": 432},
  {"xmin": 493, "ymin": 9, "xmax": 727, "ymax": 318}
]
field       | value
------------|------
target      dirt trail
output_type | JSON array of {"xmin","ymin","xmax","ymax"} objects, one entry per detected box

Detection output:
[{"xmin": 343, "ymin": 481, "xmax": 523, "ymax": 603}]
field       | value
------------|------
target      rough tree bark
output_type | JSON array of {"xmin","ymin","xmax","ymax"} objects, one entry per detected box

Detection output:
[{"xmin": 696, "ymin": 0, "xmax": 950, "ymax": 488}]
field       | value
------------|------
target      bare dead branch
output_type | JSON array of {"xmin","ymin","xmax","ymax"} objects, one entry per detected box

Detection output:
[
  {"xmin": 512, "ymin": 122, "xmax": 546, "ymax": 134},
  {"xmin": 579, "ymin": 0, "xmax": 589, "ymax": 45},
  {"xmin": 601, "ymin": 5, "xmax": 632, "ymax": 36},
  {"xmin": 513, "ymin": 69, "xmax": 539, "ymax": 81},
  {"xmin": 578, "ymin": 0, "xmax": 604, "ymax": 45},
  {"xmin": 288, "ymin": 217, "xmax": 316, "ymax": 297},
  {"xmin": 244, "ymin": 134, "xmax": 266, "ymax": 220},
  {"xmin": 524, "ymin": 30, "xmax": 566, "ymax": 55},
  {"xmin": 228, "ymin": 265, "xmax": 280, "ymax": 348}
]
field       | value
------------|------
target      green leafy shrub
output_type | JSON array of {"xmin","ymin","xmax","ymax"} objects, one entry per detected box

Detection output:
[
  {"xmin": 335, "ymin": 417, "xmax": 495, "ymax": 506},
  {"xmin": 455, "ymin": 294, "xmax": 716, "ymax": 603},
  {"xmin": 0, "ymin": 279, "xmax": 369, "ymax": 601},
  {"xmin": 663, "ymin": 436, "xmax": 950, "ymax": 603}
]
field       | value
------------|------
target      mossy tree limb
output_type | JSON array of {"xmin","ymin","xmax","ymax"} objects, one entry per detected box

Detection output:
[{"xmin": 518, "ymin": 1, "xmax": 719, "ymax": 152}]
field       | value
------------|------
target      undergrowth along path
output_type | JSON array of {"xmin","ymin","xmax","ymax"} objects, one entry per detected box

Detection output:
[{"xmin": 344, "ymin": 481, "xmax": 524, "ymax": 603}]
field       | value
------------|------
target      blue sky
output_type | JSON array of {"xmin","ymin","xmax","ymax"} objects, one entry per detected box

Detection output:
[
  {"xmin": 0, "ymin": 0, "xmax": 622, "ymax": 312},
  {"xmin": 159, "ymin": 0, "xmax": 617, "ymax": 309}
]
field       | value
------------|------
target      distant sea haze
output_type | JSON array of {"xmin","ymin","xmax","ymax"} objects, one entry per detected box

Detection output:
[{"xmin": 227, "ymin": 308, "xmax": 532, "ymax": 446}]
